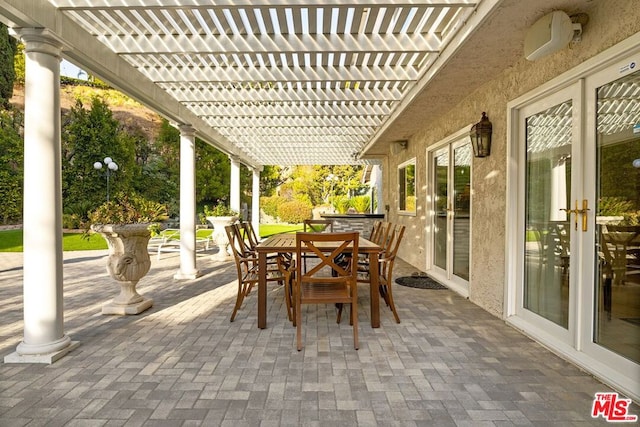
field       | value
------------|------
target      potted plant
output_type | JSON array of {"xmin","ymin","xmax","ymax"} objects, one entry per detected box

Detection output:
[
  {"xmin": 88, "ymin": 193, "xmax": 168, "ymax": 315},
  {"xmin": 204, "ymin": 201, "xmax": 239, "ymax": 260}
]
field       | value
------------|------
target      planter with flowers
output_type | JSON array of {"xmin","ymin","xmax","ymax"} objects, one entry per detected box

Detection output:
[
  {"xmin": 88, "ymin": 193, "xmax": 168, "ymax": 315},
  {"xmin": 203, "ymin": 202, "xmax": 239, "ymax": 260}
]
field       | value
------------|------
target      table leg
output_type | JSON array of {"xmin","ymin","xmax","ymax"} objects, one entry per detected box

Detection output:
[
  {"xmin": 369, "ymin": 253, "xmax": 380, "ymax": 328},
  {"xmin": 258, "ymin": 252, "xmax": 267, "ymax": 329}
]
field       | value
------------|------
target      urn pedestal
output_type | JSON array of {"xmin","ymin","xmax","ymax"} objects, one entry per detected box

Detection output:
[
  {"xmin": 206, "ymin": 216, "xmax": 239, "ymax": 260},
  {"xmin": 92, "ymin": 223, "xmax": 154, "ymax": 315}
]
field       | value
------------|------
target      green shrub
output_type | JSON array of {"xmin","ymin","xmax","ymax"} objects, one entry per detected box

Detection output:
[
  {"xmin": 261, "ymin": 195, "xmax": 286, "ymax": 218},
  {"xmin": 203, "ymin": 202, "xmax": 237, "ymax": 217},
  {"xmin": 332, "ymin": 196, "xmax": 351, "ymax": 214},
  {"xmin": 598, "ymin": 197, "xmax": 634, "ymax": 216},
  {"xmin": 277, "ymin": 200, "xmax": 312, "ymax": 223},
  {"xmin": 88, "ymin": 193, "xmax": 168, "ymax": 225},
  {"xmin": 622, "ymin": 211, "xmax": 640, "ymax": 225},
  {"xmin": 62, "ymin": 213, "xmax": 84, "ymax": 229},
  {"xmin": 351, "ymin": 195, "xmax": 370, "ymax": 213}
]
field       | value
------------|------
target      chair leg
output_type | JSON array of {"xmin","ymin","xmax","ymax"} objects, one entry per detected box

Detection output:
[
  {"xmin": 284, "ymin": 275, "xmax": 294, "ymax": 322},
  {"xmin": 379, "ymin": 284, "xmax": 390, "ymax": 307},
  {"xmin": 386, "ymin": 285, "xmax": 401, "ymax": 324},
  {"xmin": 230, "ymin": 282, "xmax": 251, "ymax": 322},
  {"xmin": 296, "ymin": 289, "xmax": 303, "ymax": 351}
]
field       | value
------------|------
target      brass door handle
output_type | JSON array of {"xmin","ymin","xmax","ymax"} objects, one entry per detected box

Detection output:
[
  {"xmin": 560, "ymin": 204, "xmax": 579, "ymax": 230},
  {"xmin": 560, "ymin": 200, "xmax": 589, "ymax": 231},
  {"xmin": 576, "ymin": 199, "xmax": 590, "ymax": 232}
]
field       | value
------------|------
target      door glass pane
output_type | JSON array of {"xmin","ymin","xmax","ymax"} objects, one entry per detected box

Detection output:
[
  {"xmin": 594, "ymin": 70, "xmax": 640, "ymax": 363},
  {"xmin": 434, "ymin": 151, "xmax": 448, "ymax": 270},
  {"xmin": 453, "ymin": 144, "xmax": 471, "ymax": 280},
  {"xmin": 524, "ymin": 100, "xmax": 572, "ymax": 328}
]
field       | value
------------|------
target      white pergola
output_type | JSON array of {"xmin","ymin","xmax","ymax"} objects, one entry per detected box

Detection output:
[
  {"xmin": 0, "ymin": 0, "xmax": 510, "ymax": 364},
  {"xmin": 2, "ymin": 0, "xmax": 502, "ymax": 167}
]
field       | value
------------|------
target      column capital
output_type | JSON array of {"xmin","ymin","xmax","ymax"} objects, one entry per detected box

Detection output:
[
  {"xmin": 178, "ymin": 124, "xmax": 196, "ymax": 137},
  {"xmin": 228, "ymin": 154, "xmax": 241, "ymax": 165},
  {"xmin": 14, "ymin": 29, "xmax": 65, "ymax": 58}
]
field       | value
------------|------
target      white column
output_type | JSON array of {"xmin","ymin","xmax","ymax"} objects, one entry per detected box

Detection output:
[
  {"xmin": 252, "ymin": 167, "xmax": 262, "ymax": 234},
  {"xmin": 174, "ymin": 125, "xmax": 201, "ymax": 280},
  {"xmin": 5, "ymin": 30, "xmax": 78, "ymax": 364},
  {"xmin": 230, "ymin": 156, "xmax": 241, "ymax": 215}
]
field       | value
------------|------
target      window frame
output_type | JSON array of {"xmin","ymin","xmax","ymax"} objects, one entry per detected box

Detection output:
[{"xmin": 398, "ymin": 158, "xmax": 416, "ymax": 215}]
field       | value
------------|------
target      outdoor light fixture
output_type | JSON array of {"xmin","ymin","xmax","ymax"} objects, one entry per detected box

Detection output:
[
  {"xmin": 93, "ymin": 157, "xmax": 119, "ymax": 202},
  {"xmin": 470, "ymin": 112, "xmax": 492, "ymax": 158},
  {"xmin": 390, "ymin": 140, "xmax": 408, "ymax": 155}
]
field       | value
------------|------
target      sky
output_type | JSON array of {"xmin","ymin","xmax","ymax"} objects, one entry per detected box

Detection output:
[{"xmin": 60, "ymin": 59, "xmax": 87, "ymax": 80}]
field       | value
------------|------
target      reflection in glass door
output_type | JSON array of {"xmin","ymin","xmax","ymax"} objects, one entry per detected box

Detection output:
[
  {"xmin": 524, "ymin": 100, "xmax": 572, "ymax": 328},
  {"xmin": 431, "ymin": 140, "xmax": 471, "ymax": 287},
  {"xmin": 434, "ymin": 149, "xmax": 448, "ymax": 271},
  {"xmin": 593, "ymin": 70, "xmax": 640, "ymax": 364}
]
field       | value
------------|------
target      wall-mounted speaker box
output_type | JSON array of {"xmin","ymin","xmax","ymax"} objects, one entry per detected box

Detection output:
[{"xmin": 524, "ymin": 11, "xmax": 575, "ymax": 61}]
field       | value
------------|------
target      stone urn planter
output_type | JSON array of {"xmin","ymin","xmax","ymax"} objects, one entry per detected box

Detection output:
[
  {"xmin": 92, "ymin": 223, "xmax": 154, "ymax": 315},
  {"xmin": 206, "ymin": 215, "xmax": 239, "ymax": 260}
]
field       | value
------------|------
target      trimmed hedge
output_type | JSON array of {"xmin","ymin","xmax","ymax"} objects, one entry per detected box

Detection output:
[{"xmin": 277, "ymin": 200, "xmax": 312, "ymax": 224}]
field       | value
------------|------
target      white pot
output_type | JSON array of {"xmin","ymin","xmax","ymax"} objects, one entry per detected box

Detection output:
[
  {"xmin": 91, "ymin": 223, "xmax": 154, "ymax": 315},
  {"xmin": 206, "ymin": 216, "xmax": 239, "ymax": 260}
]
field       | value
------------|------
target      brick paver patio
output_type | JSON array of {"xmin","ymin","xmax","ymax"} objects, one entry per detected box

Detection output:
[{"xmin": 0, "ymin": 248, "xmax": 637, "ymax": 426}]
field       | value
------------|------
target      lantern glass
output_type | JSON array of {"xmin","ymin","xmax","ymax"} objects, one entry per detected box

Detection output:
[{"xmin": 470, "ymin": 112, "xmax": 492, "ymax": 157}]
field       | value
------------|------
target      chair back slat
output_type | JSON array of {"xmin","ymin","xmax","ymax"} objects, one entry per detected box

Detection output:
[
  {"xmin": 239, "ymin": 221, "xmax": 260, "ymax": 250},
  {"xmin": 303, "ymin": 219, "xmax": 334, "ymax": 233},
  {"xmin": 384, "ymin": 224, "xmax": 406, "ymax": 260}
]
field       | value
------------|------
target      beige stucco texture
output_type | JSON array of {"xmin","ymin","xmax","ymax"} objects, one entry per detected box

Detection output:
[{"xmin": 382, "ymin": 0, "xmax": 640, "ymax": 318}]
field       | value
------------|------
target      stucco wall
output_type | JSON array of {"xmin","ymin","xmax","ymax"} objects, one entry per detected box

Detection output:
[{"xmin": 383, "ymin": 0, "xmax": 640, "ymax": 317}]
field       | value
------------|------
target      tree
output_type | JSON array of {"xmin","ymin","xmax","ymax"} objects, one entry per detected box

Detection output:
[
  {"xmin": 0, "ymin": 23, "xmax": 17, "ymax": 107},
  {"xmin": 195, "ymin": 139, "xmax": 231, "ymax": 206},
  {"xmin": 141, "ymin": 119, "xmax": 180, "ymax": 215},
  {"xmin": 13, "ymin": 43, "xmax": 24, "ymax": 84},
  {"xmin": 260, "ymin": 165, "xmax": 284, "ymax": 196},
  {"xmin": 0, "ymin": 109, "xmax": 23, "ymax": 223},
  {"xmin": 61, "ymin": 96, "xmax": 136, "ymax": 215}
]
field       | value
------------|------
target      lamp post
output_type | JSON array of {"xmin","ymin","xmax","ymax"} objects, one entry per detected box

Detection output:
[
  {"xmin": 326, "ymin": 173, "xmax": 339, "ymax": 211},
  {"xmin": 93, "ymin": 157, "xmax": 119, "ymax": 202}
]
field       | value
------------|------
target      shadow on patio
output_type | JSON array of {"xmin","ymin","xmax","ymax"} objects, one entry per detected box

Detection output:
[{"xmin": 0, "ymin": 249, "xmax": 635, "ymax": 425}]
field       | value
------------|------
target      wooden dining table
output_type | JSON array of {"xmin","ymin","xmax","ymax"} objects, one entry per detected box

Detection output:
[{"xmin": 255, "ymin": 232, "xmax": 383, "ymax": 329}]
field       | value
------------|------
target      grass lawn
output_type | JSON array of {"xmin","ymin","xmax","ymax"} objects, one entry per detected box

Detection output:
[
  {"xmin": 259, "ymin": 223, "xmax": 304, "ymax": 237},
  {"xmin": 0, "ymin": 229, "xmax": 107, "ymax": 252},
  {"xmin": 0, "ymin": 223, "xmax": 304, "ymax": 252}
]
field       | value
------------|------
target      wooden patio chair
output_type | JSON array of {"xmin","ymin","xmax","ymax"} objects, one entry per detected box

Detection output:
[
  {"xmin": 293, "ymin": 231, "xmax": 359, "ymax": 350},
  {"xmin": 302, "ymin": 219, "xmax": 334, "ymax": 272},
  {"xmin": 358, "ymin": 223, "xmax": 405, "ymax": 323},
  {"xmin": 237, "ymin": 221, "xmax": 260, "ymax": 252},
  {"xmin": 225, "ymin": 225, "xmax": 293, "ymax": 322}
]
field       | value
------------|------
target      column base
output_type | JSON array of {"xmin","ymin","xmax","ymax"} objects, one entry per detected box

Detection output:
[
  {"xmin": 102, "ymin": 297, "xmax": 153, "ymax": 315},
  {"xmin": 4, "ymin": 341, "xmax": 80, "ymax": 364},
  {"xmin": 174, "ymin": 269, "xmax": 202, "ymax": 280}
]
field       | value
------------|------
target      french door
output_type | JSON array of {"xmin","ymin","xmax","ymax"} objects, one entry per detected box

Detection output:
[
  {"xmin": 510, "ymin": 51, "xmax": 640, "ymax": 398},
  {"xmin": 516, "ymin": 83, "xmax": 580, "ymax": 342},
  {"xmin": 429, "ymin": 135, "xmax": 471, "ymax": 295},
  {"xmin": 584, "ymin": 62, "xmax": 640, "ymax": 370}
]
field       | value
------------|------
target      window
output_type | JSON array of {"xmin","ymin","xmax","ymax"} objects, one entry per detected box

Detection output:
[{"xmin": 398, "ymin": 159, "xmax": 416, "ymax": 213}]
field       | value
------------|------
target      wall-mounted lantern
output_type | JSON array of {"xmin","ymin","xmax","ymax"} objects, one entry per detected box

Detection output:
[{"xmin": 470, "ymin": 112, "xmax": 492, "ymax": 157}]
